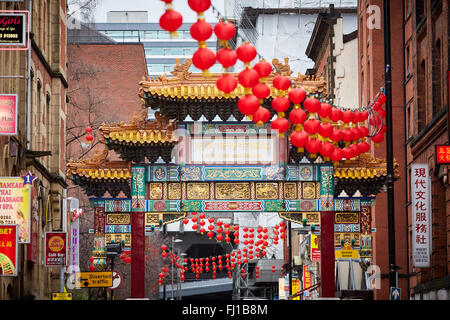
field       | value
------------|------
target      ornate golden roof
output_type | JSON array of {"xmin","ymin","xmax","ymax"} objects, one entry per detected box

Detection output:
[
  {"xmin": 139, "ymin": 58, "xmax": 327, "ymax": 101},
  {"xmin": 335, "ymin": 153, "xmax": 400, "ymax": 180},
  {"xmin": 67, "ymin": 148, "xmax": 131, "ymax": 181},
  {"xmin": 100, "ymin": 110, "xmax": 178, "ymax": 145}
]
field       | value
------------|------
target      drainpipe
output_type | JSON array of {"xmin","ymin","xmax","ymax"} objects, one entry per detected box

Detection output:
[
  {"xmin": 401, "ymin": 0, "xmax": 411, "ymax": 299},
  {"xmin": 26, "ymin": 0, "xmax": 32, "ymax": 150}
]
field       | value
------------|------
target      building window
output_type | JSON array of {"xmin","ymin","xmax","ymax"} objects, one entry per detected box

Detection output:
[
  {"xmin": 406, "ymin": 45, "xmax": 410, "ymax": 76},
  {"xmin": 417, "ymin": 59, "xmax": 426, "ymax": 132},
  {"xmin": 416, "ymin": 0, "xmax": 425, "ymax": 24},
  {"xmin": 431, "ymin": 38, "xmax": 442, "ymax": 115}
]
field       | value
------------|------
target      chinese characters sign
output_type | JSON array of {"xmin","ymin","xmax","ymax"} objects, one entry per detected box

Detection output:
[
  {"xmin": 45, "ymin": 232, "xmax": 67, "ymax": 266},
  {"xmin": 0, "ymin": 94, "xmax": 17, "ymax": 135},
  {"xmin": 0, "ymin": 225, "xmax": 18, "ymax": 276},
  {"xmin": 0, "ymin": 177, "xmax": 31, "ymax": 243},
  {"xmin": 310, "ymin": 234, "xmax": 321, "ymax": 262},
  {"xmin": 435, "ymin": 145, "xmax": 450, "ymax": 164},
  {"xmin": 411, "ymin": 164, "xmax": 431, "ymax": 268}
]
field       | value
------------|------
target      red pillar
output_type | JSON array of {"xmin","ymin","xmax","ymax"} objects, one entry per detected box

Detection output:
[
  {"xmin": 131, "ymin": 212, "xmax": 145, "ymax": 298},
  {"xmin": 320, "ymin": 211, "xmax": 335, "ymax": 297}
]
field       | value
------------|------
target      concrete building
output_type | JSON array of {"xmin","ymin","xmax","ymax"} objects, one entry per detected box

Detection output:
[
  {"xmin": 227, "ymin": 0, "xmax": 358, "ymax": 74},
  {"xmin": 0, "ymin": 0, "xmax": 68, "ymax": 299},
  {"xmin": 91, "ymin": 11, "xmax": 222, "ymax": 77}
]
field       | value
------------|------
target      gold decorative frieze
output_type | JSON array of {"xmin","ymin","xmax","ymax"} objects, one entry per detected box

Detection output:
[
  {"xmin": 150, "ymin": 183, "xmax": 163, "ymax": 200},
  {"xmin": 105, "ymin": 233, "xmax": 131, "ymax": 247},
  {"xmin": 106, "ymin": 214, "xmax": 131, "ymax": 225},
  {"xmin": 302, "ymin": 182, "xmax": 316, "ymax": 199},
  {"xmin": 145, "ymin": 212, "xmax": 163, "ymax": 226},
  {"xmin": 334, "ymin": 232, "xmax": 361, "ymax": 247},
  {"xmin": 255, "ymin": 183, "xmax": 279, "ymax": 199},
  {"xmin": 168, "ymin": 183, "xmax": 182, "ymax": 199},
  {"xmin": 303, "ymin": 212, "xmax": 320, "ymax": 225},
  {"xmin": 215, "ymin": 182, "xmax": 250, "ymax": 199},
  {"xmin": 284, "ymin": 182, "xmax": 297, "ymax": 199},
  {"xmin": 335, "ymin": 212, "xmax": 359, "ymax": 224},
  {"xmin": 187, "ymin": 182, "xmax": 210, "ymax": 199}
]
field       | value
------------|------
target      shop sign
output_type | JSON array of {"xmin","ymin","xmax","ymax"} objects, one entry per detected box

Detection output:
[
  {"xmin": 0, "ymin": 12, "xmax": 27, "ymax": 47},
  {"xmin": 0, "ymin": 94, "xmax": 17, "ymax": 135},
  {"xmin": 411, "ymin": 164, "xmax": 431, "ymax": 267},
  {"xmin": 0, "ymin": 225, "xmax": 18, "ymax": 276},
  {"xmin": 45, "ymin": 232, "xmax": 67, "ymax": 266},
  {"xmin": 0, "ymin": 177, "xmax": 31, "ymax": 243}
]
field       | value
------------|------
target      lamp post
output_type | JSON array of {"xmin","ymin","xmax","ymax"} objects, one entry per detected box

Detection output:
[
  {"xmin": 383, "ymin": 0, "xmax": 398, "ymax": 290},
  {"xmin": 171, "ymin": 237, "xmax": 183, "ymax": 300}
]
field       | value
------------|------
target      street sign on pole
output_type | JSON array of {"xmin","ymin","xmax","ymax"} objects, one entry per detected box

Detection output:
[
  {"xmin": 75, "ymin": 272, "xmax": 113, "ymax": 288},
  {"xmin": 52, "ymin": 292, "xmax": 72, "ymax": 300},
  {"xmin": 390, "ymin": 287, "xmax": 401, "ymax": 300}
]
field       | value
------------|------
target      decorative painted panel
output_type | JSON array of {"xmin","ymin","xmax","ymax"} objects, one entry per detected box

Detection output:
[
  {"xmin": 106, "ymin": 213, "xmax": 131, "ymax": 225},
  {"xmin": 131, "ymin": 166, "xmax": 146, "ymax": 212},
  {"xmin": 215, "ymin": 182, "xmax": 250, "ymax": 199},
  {"xmin": 167, "ymin": 183, "xmax": 182, "ymax": 199},
  {"xmin": 186, "ymin": 182, "xmax": 210, "ymax": 199},
  {"xmin": 255, "ymin": 183, "xmax": 279, "ymax": 199},
  {"xmin": 105, "ymin": 225, "xmax": 131, "ymax": 233},
  {"xmin": 335, "ymin": 212, "xmax": 359, "ymax": 224},
  {"xmin": 105, "ymin": 233, "xmax": 131, "ymax": 247},
  {"xmin": 149, "ymin": 183, "xmax": 163, "ymax": 200},
  {"xmin": 302, "ymin": 182, "xmax": 316, "ymax": 199},
  {"xmin": 284, "ymin": 182, "xmax": 297, "ymax": 199},
  {"xmin": 104, "ymin": 199, "xmax": 132, "ymax": 212}
]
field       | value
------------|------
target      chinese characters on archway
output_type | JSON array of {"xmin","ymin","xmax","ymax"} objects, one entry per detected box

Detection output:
[{"xmin": 411, "ymin": 164, "xmax": 431, "ymax": 267}]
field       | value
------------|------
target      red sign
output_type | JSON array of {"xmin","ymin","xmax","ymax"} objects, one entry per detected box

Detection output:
[
  {"xmin": 0, "ymin": 225, "xmax": 18, "ymax": 276},
  {"xmin": 436, "ymin": 145, "xmax": 450, "ymax": 164},
  {"xmin": 45, "ymin": 232, "xmax": 67, "ymax": 266},
  {"xmin": 0, "ymin": 94, "xmax": 17, "ymax": 135}
]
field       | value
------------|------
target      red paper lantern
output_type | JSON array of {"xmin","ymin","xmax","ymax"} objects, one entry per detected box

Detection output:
[
  {"xmin": 320, "ymin": 141, "xmax": 335, "ymax": 159},
  {"xmin": 353, "ymin": 110, "xmax": 362, "ymax": 123},
  {"xmin": 330, "ymin": 128, "xmax": 343, "ymax": 142},
  {"xmin": 188, "ymin": 0, "xmax": 211, "ymax": 12},
  {"xmin": 342, "ymin": 128, "xmax": 354, "ymax": 142},
  {"xmin": 330, "ymin": 148, "xmax": 343, "ymax": 162},
  {"xmin": 183, "ymin": 218, "xmax": 189, "ymax": 225},
  {"xmin": 238, "ymin": 68, "xmax": 260, "ymax": 88},
  {"xmin": 357, "ymin": 141, "xmax": 370, "ymax": 154},
  {"xmin": 253, "ymin": 60, "xmax": 272, "ymax": 78},
  {"xmin": 161, "ymin": 245, "xmax": 167, "ymax": 251},
  {"xmin": 238, "ymin": 95, "xmax": 260, "ymax": 116},
  {"xmin": 216, "ymin": 48, "xmax": 237, "ymax": 68},
  {"xmin": 319, "ymin": 122, "xmax": 333, "ymax": 138},
  {"xmin": 86, "ymin": 134, "xmax": 93, "ymax": 143},
  {"xmin": 214, "ymin": 20, "xmax": 236, "ymax": 41},
  {"xmin": 319, "ymin": 102, "xmax": 332, "ymax": 119},
  {"xmin": 329, "ymin": 107, "xmax": 343, "ymax": 122},
  {"xmin": 288, "ymin": 88, "xmax": 306, "ymax": 105},
  {"xmin": 342, "ymin": 147, "xmax": 353, "ymax": 160},
  {"xmin": 192, "ymin": 47, "xmax": 216, "ymax": 74},
  {"xmin": 271, "ymin": 96, "xmax": 290, "ymax": 116},
  {"xmin": 271, "ymin": 117, "xmax": 290, "ymax": 135},
  {"xmin": 272, "ymin": 75, "xmax": 291, "ymax": 91},
  {"xmin": 303, "ymin": 97, "xmax": 321, "ymax": 113},
  {"xmin": 252, "ymin": 82, "xmax": 271, "ymax": 100},
  {"xmin": 342, "ymin": 110, "xmax": 353, "ymax": 123},
  {"xmin": 290, "ymin": 131, "xmax": 309, "ymax": 152},
  {"xmin": 85, "ymin": 126, "xmax": 92, "ymax": 134},
  {"xmin": 216, "ymin": 74, "xmax": 237, "ymax": 93},
  {"xmin": 371, "ymin": 131, "xmax": 384, "ymax": 144},
  {"xmin": 159, "ymin": 9, "xmax": 183, "ymax": 35},
  {"xmin": 289, "ymin": 108, "xmax": 307, "ymax": 125},
  {"xmin": 303, "ymin": 119, "xmax": 321, "ymax": 135},
  {"xmin": 359, "ymin": 126, "xmax": 369, "ymax": 138},
  {"xmin": 236, "ymin": 42, "xmax": 257, "ymax": 63},
  {"xmin": 190, "ymin": 19, "xmax": 213, "ymax": 41},
  {"xmin": 305, "ymin": 138, "xmax": 321, "ymax": 156},
  {"xmin": 207, "ymin": 231, "xmax": 214, "ymax": 239},
  {"xmin": 361, "ymin": 110, "xmax": 369, "ymax": 121},
  {"xmin": 252, "ymin": 107, "xmax": 271, "ymax": 126},
  {"xmin": 217, "ymin": 234, "xmax": 223, "ymax": 242}
]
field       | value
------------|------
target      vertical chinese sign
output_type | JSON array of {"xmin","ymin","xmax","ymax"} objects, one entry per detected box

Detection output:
[
  {"xmin": 303, "ymin": 265, "xmax": 311, "ymax": 298},
  {"xmin": 0, "ymin": 225, "xmax": 18, "ymax": 276},
  {"xmin": 411, "ymin": 164, "xmax": 431, "ymax": 267},
  {"xmin": 0, "ymin": 177, "xmax": 31, "ymax": 243},
  {"xmin": 310, "ymin": 234, "xmax": 321, "ymax": 262},
  {"xmin": 0, "ymin": 94, "xmax": 17, "ymax": 135},
  {"xmin": 45, "ymin": 232, "xmax": 67, "ymax": 266}
]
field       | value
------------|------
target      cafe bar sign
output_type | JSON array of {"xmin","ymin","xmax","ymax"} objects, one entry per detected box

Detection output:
[{"xmin": 0, "ymin": 11, "xmax": 28, "ymax": 48}]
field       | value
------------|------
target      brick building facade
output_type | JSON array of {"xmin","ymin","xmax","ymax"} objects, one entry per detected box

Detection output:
[{"xmin": 0, "ymin": 0, "xmax": 68, "ymax": 299}]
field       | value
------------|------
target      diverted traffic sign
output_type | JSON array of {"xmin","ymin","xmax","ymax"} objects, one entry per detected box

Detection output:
[
  {"xmin": 76, "ymin": 271, "xmax": 113, "ymax": 288},
  {"xmin": 52, "ymin": 292, "xmax": 72, "ymax": 300},
  {"xmin": 390, "ymin": 287, "xmax": 401, "ymax": 300}
]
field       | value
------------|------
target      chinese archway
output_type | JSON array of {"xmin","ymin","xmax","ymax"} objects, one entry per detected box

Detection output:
[{"xmin": 67, "ymin": 58, "xmax": 399, "ymax": 299}]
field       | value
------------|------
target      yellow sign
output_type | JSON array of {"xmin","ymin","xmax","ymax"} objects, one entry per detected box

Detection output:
[
  {"xmin": 52, "ymin": 292, "xmax": 72, "ymax": 300},
  {"xmin": 76, "ymin": 272, "xmax": 113, "ymax": 288},
  {"xmin": 292, "ymin": 278, "xmax": 300, "ymax": 300},
  {"xmin": 335, "ymin": 244, "xmax": 360, "ymax": 259},
  {"xmin": 0, "ymin": 177, "xmax": 31, "ymax": 243}
]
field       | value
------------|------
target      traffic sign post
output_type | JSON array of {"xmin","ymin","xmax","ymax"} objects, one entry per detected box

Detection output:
[
  {"xmin": 390, "ymin": 287, "xmax": 401, "ymax": 300},
  {"xmin": 75, "ymin": 272, "xmax": 113, "ymax": 288},
  {"xmin": 52, "ymin": 292, "xmax": 72, "ymax": 300}
]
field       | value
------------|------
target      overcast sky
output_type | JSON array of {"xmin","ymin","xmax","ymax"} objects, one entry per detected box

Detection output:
[{"xmin": 91, "ymin": 0, "xmax": 226, "ymax": 23}]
